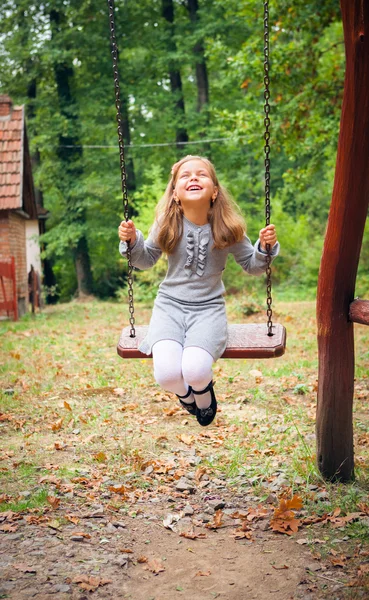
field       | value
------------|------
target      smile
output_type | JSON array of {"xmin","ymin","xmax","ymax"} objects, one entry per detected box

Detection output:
[{"xmin": 187, "ymin": 185, "xmax": 202, "ymax": 191}]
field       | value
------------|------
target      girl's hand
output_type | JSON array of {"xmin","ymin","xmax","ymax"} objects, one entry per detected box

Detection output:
[
  {"xmin": 259, "ymin": 224, "xmax": 277, "ymax": 251},
  {"xmin": 118, "ymin": 220, "xmax": 137, "ymax": 245}
]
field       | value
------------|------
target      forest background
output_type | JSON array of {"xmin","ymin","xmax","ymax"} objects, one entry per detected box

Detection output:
[{"xmin": 1, "ymin": 0, "xmax": 368, "ymax": 305}]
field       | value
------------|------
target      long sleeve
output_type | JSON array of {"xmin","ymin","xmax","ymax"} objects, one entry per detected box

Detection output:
[
  {"xmin": 230, "ymin": 235, "xmax": 280, "ymax": 276},
  {"xmin": 118, "ymin": 224, "xmax": 162, "ymax": 270}
]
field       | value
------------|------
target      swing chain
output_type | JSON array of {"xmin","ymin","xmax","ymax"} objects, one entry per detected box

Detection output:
[
  {"xmin": 107, "ymin": 0, "xmax": 136, "ymax": 337},
  {"xmin": 264, "ymin": 0, "xmax": 273, "ymax": 336}
]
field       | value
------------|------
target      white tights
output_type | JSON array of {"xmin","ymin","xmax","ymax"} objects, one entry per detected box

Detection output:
[{"xmin": 152, "ymin": 340, "xmax": 213, "ymax": 408}]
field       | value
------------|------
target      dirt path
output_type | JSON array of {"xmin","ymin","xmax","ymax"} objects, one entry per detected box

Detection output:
[{"xmin": 0, "ymin": 495, "xmax": 344, "ymax": 600}]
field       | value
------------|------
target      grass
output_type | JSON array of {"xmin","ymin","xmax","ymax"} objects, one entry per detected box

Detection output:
[{"xmin": 0, "ymin": 296, "xmax": 368, "ymax": 595}]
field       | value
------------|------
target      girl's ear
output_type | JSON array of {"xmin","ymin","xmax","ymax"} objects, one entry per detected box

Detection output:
[{"xmin": 212, "ymin": 187, "xmax": 219, "ymax": 202}]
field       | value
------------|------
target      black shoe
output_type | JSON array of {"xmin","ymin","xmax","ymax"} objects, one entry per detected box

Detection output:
[
  {"xmin": 193, "ymin": 381, "xmax": 217, "ymax": 427},
  {"xmin": 176, "ymin": 386, "xmax": 196, "ymax": 416}
]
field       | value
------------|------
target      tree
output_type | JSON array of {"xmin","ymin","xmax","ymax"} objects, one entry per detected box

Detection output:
[{"xmin": 162, "ymin": 0, "xmax": 189, "ymax": 148}]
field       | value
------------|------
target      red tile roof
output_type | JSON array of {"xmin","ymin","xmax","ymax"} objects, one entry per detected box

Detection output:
[{"xmin": 0, "ymin": 95, "xmax": 24, "ymax": 211}]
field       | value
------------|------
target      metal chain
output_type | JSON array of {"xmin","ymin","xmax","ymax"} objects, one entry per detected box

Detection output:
[
  {"xmin": 264, "ymin": 0, "xmax": 273, "ymax": 336},
  {"xmin": 107, "ymin": 0, "xmax": 135, "ymax": 337}
]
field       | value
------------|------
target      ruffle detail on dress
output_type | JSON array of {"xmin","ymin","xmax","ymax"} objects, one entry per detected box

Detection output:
[
  {"xmin": 185, "ymin": 230, "xmax": 195, "ymax": 276},
  {"xmin": 196, "ymin": 233, "xmax": 209, "ymax": 277}
]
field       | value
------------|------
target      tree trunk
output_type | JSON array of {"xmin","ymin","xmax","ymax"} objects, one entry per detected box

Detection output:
[
  {"xmin": 119, "ymin": 90, "xmax": 136, "ymax": 192},
  {"xmin": 187, "ymin": 0, "xmax": 209, "ymax": 113},
  {"xmin": 162, "ymin": 0, "xmax": 189, "ymax": 149},
  {"xmin": 50, "ymin": 9, "xmax": 93, "ymax": 296},
  {"xmin": 316, "ymin": 0, "xmax": 369, "ymax": 482},
  {"xmin": 27, "ymin": 78, "xmax": 58, "ymax": 303}
]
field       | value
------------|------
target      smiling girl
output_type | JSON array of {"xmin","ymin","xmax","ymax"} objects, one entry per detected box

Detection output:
[{"xmin": 118, "ymin": 155, "xmax": 279, "ymax": 426}]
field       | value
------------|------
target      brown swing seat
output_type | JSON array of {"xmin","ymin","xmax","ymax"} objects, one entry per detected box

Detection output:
[{"xmin": 117, "ymin": 322, "xmax": 286, "ymax": 359}]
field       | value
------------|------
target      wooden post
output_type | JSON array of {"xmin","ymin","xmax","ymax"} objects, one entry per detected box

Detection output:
[
  {"xmin": 316, "ymin": 0, "xmax": 369, "ymax": 482},
  {"xmin": 11, "ymin": 257, "xmax": 18, "ymax": 321}
]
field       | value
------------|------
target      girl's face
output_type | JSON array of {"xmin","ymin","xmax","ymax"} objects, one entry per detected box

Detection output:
[{"xmin": 174, "ymin": 159, "xmax": 217, "ymax": 211}]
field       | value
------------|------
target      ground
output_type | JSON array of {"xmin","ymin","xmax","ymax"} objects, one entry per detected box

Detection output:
[{"xmin": 0, "ymin": 298, "xmax": 368, "ymax": 599}]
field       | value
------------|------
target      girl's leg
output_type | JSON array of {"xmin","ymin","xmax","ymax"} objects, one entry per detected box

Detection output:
[
  {"xmin": 152, "ymin": 340, "xmax": 193, "ymax": 400},
  {"xmin": 182, "ymin": 346, "xmax": 214, "ymax": 409}
]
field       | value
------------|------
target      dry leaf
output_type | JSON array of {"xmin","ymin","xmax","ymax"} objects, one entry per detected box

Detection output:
[
  {"xmin": 180, "ymin": 531, "xmax": 207, "ymax": 540},
  {"xmin": 13, "ymin": 563, "xmax": 37, "ymax": 573},
  {"xmin": 249, "ymin": 369, "xmax": 263, "ymax": 383},
  {"xmin": 108, "ymin": 484, "xmax": 128, "ymax": 496},
  {"xmin": 205, "ymin": 509, "xmax": 224, "ymax": 529},
  {"xmin": 195, "ymin": 570, "xmax": 211, "ymax": 576},
  {"xmin": 93, "ymin": 451, "xmax": 107, "ymax": 462},
  {"xmin": 65, "ymin": 514, "xmax": 80, "ymax": 525},
  {"xmin": 63, "ymin": 400, "xmax": 72, "ymax": 411},
  {"xmin": 113, "ymin": 388, "xmax": 125, "ymax": 397},
  {"xmin": 163, "ymin": 513, "xmax": 181, "ymax": 531},
  {"xmin": 54, "ymin": 442, "xmax": 67, "ymax": 451},
  {"xmin": 50, "ymin": 419, "xmax": 63, "ymax": 432},
  {"xmin": 330, "ymin": 555, "xmax": 346, "ymax": 567},
  {"xmin": 73, "ymin": 574, "xmax": 111, "ymax": 591},
  {"xmin": 177, "ymin": 433, "xmax": 195, "ymax": 446},
  {"xmin": 195, "ymin": 467, "xmax": 207, "ymax": 483},
  {"xmin": 145, "ymin": 558, "xmax": 165, "ymax": 574},
  {"xmin": 47, "ymin": 495, "xmax": 60, "ymax": 509},
  {"xmin": 137, "ymin": 556, "xmax": 148, "ymax": 563},
  {"xmin": 71, "ymin": 532, "xmax": 91, "ymax": 539},
  {"xmin": 0, "ymin": 523, "xmax": 18, "ymax": 533},
  {"xmin": 270, "ymin": 495, "xmax": 303, "ymax": 536}
]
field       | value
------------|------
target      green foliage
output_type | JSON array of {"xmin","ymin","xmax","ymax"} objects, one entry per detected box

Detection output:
[{"xmin": 0, "ymin": 0, "xmax": 367, "ymax": 300}]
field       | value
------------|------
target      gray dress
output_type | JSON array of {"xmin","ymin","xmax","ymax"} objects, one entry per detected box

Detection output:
[{"xmin": 119, "ymin": 216, "xmax": 279, "ymax": 360}]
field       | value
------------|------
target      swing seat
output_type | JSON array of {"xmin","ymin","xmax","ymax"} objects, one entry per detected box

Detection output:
[{"xmin": 117, "ymin": 323, "xmax": 286, "ymax": 359}]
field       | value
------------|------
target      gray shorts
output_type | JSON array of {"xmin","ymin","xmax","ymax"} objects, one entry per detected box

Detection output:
[{"xmin": 139, "ymin": 293, "xmax": 228, "ymax": 361}]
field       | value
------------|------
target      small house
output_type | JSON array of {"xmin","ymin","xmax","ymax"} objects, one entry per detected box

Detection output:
[{"xmin": 0, "ymin": 94, "xmax": 46, "ymax": 318}]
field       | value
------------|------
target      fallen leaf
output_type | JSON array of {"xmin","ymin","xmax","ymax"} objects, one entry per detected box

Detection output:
[
  {"xmin": 13, "ymin": 563, "xmax": 37, "ymax": 573},
  {"xmin": 93, "ymin": 451, "xmax": 107, "ymax": 462},
  {"xmin": 47, "ymin": 519, "xmax": 62, "ymax": 530},
  {"xmin": 72, "ymin": 574, "xmax": 111, "ymax": 591},
  {"xmin": 63, "ymin": 400, "xmax": 72, "ymax": 411},
  {"xmin": 233, "ymin": 529, "xmax": 253, "ymax": 540},
  {"xmin": 163, "ymin": 513, "xmax": 182, "ymax": 531},
  {"xmin": 0, "ymin": 523, "xmax": 18, "ymax": 533},
  {"xmin": 47, "ymin": 495, "xmax": 60, "ymax": 509},
  {"xmin": 180, "ymin": 531, "xmax": 207, "ymax": 540},
  {"xmin": 113, "ymin": 388, "xmax": 125, "ymax": 397},
  {"xmin": 70, "ymin": 532, "xmax": 91, "ymax": 539},
  {"xmin": 249, "ymin": 369, "xmax": 263, "ymax": 383},
  {"xmin": 65, "ymin": 514, "xmax": 80, "ymax": 525},
  {"xmin": 205, "ymin": 509, "xmax": 224, "ymax": 529},
  {"xmin": 270, "ymin": 495, "xmax": 303, "ymax": 536},
  {"xmin": 177, "ymin": 433, "xmax": 195, "ymax": 446},
  {"xmin": 195, "ymin": 570, "xmax": 211, "ymax": 576},
  {"xmin": 144, "ymin": 558, "xmax": 165, "ymax": 574},
  {"xmin": 50, "ymin": 419, "xmax": 63, "ymax": 432},
  {"xmin": 137, "ymin": 556, "xmax": 148, "ymax": 563},
  {"xmin": 330, "ymin": 555, "xmax": 346, "ymax": 568}
]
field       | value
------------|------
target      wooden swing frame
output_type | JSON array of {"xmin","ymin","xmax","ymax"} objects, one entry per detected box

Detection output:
[{"xmin": 316, "ymin": 0, "xmax": 369, "ymax": 482}]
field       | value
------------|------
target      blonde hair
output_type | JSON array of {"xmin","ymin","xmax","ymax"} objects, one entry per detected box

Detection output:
[{"xmin": 155, "ymin": 155, "xmax": 246, "ymax": 254}]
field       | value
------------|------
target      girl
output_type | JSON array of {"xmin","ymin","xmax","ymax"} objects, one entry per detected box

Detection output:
[{"xmin": 118, "ymin": 155, "xmax": 279, "ymax": 427}]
